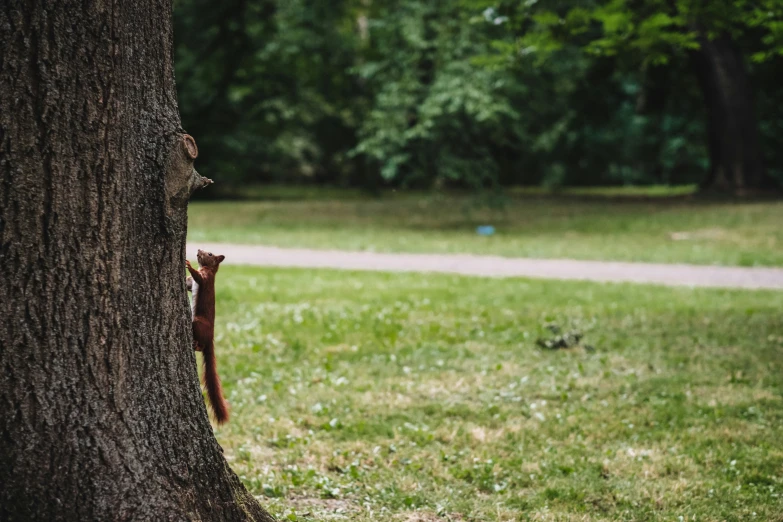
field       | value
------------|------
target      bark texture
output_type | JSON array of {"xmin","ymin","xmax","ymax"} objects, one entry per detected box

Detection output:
[
  {"xmin": 0, "ymin": 1, "xmax": 274, "ymax": 521},
  {"xmin": 691, "ymin": 34, "xmax": 769, "ymax": 194}
]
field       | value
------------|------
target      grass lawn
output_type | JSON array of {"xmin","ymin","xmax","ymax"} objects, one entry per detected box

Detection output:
[
  {"xmin": 209, "ymin": 266, "xmax": 783, "ymax": 521},
  {"xmin": 188, "ymin": 193, "xmax": 783, "ymax": 267}
]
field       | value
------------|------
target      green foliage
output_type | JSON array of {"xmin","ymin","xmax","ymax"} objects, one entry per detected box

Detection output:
[
  {"xmin": 351, "ymin": 1, "xmax": 519, "ymax": 188},
  {"xmin": 499, "ymin": 0, "xmax": 783, "ymax": 66},
  {"xmin": 173, "ymin": 0, "xmax": 783, "ymax": 190},
  {"xmin": 175, "ymin": 0, "xmax": 365, "ymax": 185}
]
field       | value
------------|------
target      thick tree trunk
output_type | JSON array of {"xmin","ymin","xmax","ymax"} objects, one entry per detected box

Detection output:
[
  {"xmin": 0, "ymin": 2, "xmax": 274, "ymax": 521},
  {"xmin": 691, "ymin": 34, "xmax": 770, "ymax": 195}
]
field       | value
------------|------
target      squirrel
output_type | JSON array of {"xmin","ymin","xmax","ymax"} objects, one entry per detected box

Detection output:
[{"xmin": 186, "ymin": 249, "xmax": 229, "ymax": 424}]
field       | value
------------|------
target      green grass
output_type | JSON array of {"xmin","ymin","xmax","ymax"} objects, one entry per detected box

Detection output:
[
  {"xmin": 212, "ymin": 184, "xmax": 698, "ymax": 201},
  {"xmin": 209, "ymin": 266, "xmax": 783, "ymax": 521},
  {"xmin": 507, "ymin": 185, "xmax": 699, "ymax": 198},
  {"xmin": 188, "ymin": 193, "xmax": 783, "ymax": 266}
]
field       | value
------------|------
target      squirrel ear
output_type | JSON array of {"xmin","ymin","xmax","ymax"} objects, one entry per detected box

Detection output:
[{"xmin": 217, "ymin": 255, "xmax": 225, "ymax": 263}]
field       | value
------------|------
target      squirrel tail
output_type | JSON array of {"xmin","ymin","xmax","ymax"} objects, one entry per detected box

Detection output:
[{"xmin": 202, "ymin": 341, "xmax": 229, "ymax": 424}]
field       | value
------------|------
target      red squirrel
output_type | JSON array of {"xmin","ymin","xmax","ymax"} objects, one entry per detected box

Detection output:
[{"xmin": 186, "ymin": 249, "xmax": 229, "ymax": 424}]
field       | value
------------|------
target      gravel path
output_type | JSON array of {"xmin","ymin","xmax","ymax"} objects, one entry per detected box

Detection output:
[{"xmin": 187, "ymin": 243, "xmax": 783, "ymax": 290}]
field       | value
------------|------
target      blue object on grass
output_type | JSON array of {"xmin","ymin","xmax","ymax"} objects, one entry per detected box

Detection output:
[{"xmin": 476, "ymin": 225, "xmax": 495, "ymax": 236}]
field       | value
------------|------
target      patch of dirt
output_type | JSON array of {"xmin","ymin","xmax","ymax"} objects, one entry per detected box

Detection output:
[
  {"xmin": 669, "ymin": 228, "xmax": 727, "ymax": 241},
  {"xmin": 285, "ymin": 496, "xmax": 361, "ymax": 517},
  {"xmin": 396, "ymin": 512, "xmax": 465, "ymax": 522}
]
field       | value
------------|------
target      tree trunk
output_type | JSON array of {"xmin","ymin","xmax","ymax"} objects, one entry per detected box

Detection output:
[
  {"xmin": 691, "ymin": 34, "xmax": 771, "ymax": 195},
  {"xmin": 0, "ymin": 2, "xmax": 275, "ymax": 521}
]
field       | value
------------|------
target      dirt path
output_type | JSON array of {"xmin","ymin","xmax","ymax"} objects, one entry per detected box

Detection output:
[{"xmin": 187, "ymin": 243, "xmax": 783, "ymax": 290}]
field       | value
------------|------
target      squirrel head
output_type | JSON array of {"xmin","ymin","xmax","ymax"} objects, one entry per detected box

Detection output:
[{"xmin": 197, "ymin": 249, "xmax": 225, "ymax": 269}]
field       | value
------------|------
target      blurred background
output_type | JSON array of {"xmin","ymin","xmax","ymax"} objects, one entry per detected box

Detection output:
[
  {"xmin": 172, "ymin": 4, "xmax": 783, "ymax": 518},
  {"xmin": 174, "ymin": 0, "xmax": 783, "ymax": 197}
]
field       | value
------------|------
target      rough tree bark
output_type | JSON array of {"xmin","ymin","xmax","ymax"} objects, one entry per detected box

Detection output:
[
  {"xmin": 0, "ymin": 2, "xmax": 275, "ymax": 521},
  {"xmin": 691, "ymin": 33, "xmax": 771, "ymax": 195}
]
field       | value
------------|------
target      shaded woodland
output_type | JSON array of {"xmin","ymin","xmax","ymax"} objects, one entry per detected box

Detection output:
[{"xmin": 175, "ymin": 0, "xmax": 783, "ymax": 194}]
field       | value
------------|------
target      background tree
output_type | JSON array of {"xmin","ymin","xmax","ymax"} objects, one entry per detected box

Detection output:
[
  {"xmin": 0, "ymin": 2, "xmax": 275, "ymax": 520},
  {"xmin": 352, "ymin": 0, "xmax": 521, "ymax": 190},
  {"xmin": 172, "ymin": 0, "xmax": 783, "ymax": 193},
  {"xmin": 487, "ymin": 0, "xmax": 783, "ymax": 194},
  {"xmin": 175, "ymin": 0, "xmax": 366, "ymax": 188}
]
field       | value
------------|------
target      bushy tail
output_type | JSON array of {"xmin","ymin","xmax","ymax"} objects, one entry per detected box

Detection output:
[{"xmin": 202, "ymin": 341, "xmax": 229, "ymax": 424}]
